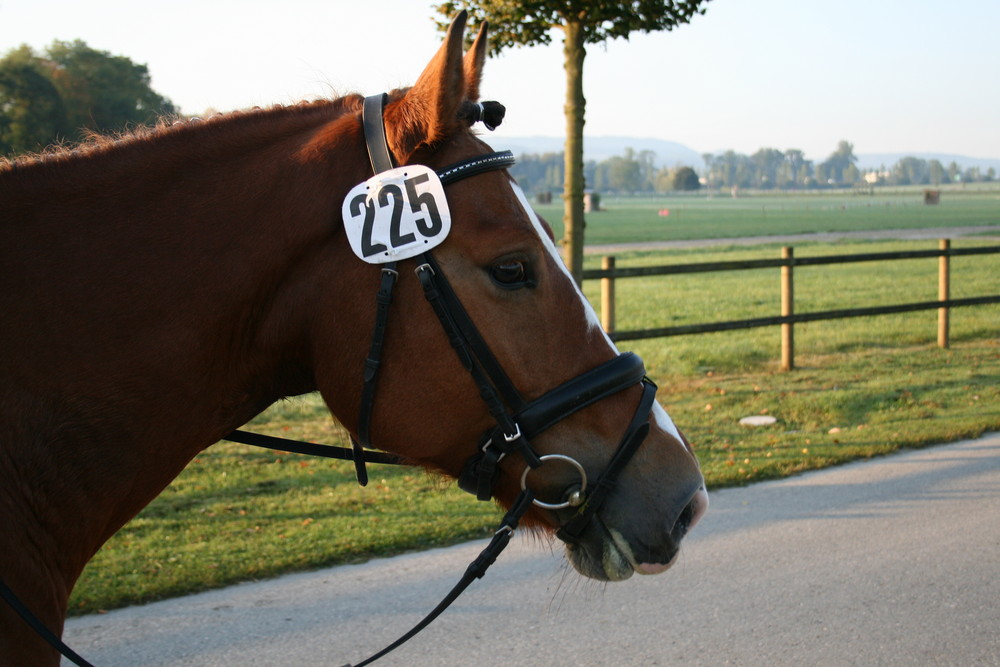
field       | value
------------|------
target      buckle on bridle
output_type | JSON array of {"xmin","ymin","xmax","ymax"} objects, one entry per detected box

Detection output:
[{"xmin": 481, "ymin": 437, "xmax": 505, "ymax": 461}]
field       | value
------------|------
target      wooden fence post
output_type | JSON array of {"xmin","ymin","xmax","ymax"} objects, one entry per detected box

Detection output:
[
  {"xmin": 938, "ymin": 239, "xmax": 950, "ymax": 348},
  {"xmin": 601, "ymin": 256, "xmax": 616, "ymax": 334},
  {"xmin": 781, "ymin": 246, "xmax": 794, "ymax": 371}
]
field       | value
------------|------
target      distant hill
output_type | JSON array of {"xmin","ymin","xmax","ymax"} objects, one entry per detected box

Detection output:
[{"xmin": 497, "ymin": 136, "xmax": 1000, "ymax": 173}]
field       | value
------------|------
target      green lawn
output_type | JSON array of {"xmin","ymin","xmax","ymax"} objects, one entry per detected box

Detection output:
[
  {"xmin": 68, "ymin": 197, "xmax": 1000, "ymax": 615},
  {"xmin": 534, "ymin": 186, "xmax": 1000, "ymax": 245}
]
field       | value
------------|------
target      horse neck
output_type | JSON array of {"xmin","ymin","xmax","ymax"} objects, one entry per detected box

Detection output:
[{"xmin": 0, "ymin": 101, "xmax": 372, "ymax": 618}]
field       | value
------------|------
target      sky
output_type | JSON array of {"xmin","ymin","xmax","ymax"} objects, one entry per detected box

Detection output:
[{"xmin": 2, "ymin": 0, "xmax": 998, "ymax": 162}]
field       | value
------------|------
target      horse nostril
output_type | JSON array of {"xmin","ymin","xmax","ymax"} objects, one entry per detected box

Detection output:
[
  {"xmin": 673, "ymin": 501, "xmax": 695, "ymax": 538},
  {"xmin": 672, "ymin": 485, "xmax": 709, "ymax": 539}
]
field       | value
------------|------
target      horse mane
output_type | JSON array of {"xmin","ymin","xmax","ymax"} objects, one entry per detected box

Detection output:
[{"xmin": 0, "ymin": 96, "xmax": 364, "ymax": 184}]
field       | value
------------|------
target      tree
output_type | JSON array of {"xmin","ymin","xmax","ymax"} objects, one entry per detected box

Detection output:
[
  {"xmin": 0, "ymin": 40, "xmax": 175, "ymax": 156},
  {"xmin": 605, "ymin": 147, "xmax": 642, "ymax": 192},
  {"xmin": 819, "ymin": 140, "xmax": 857, "ymax": 185},
  {"xmin": 750, "ymin": 147, "xmax": 784, "ymax": 189},
  {"xmin": 0, "ymin": 46, "xmax": 69, "ymax": 155},
  {"xmin": 892, "ymin": 156, "xmax": 930, "ymax": 186},
  {"xmin": 435, "ymin": 1, "xmax": 711, "ymax": 283},
  {"xmin": 42, "ymin": 40, "xmax": 175, "ymax": 135},
  {"xmin": 672, "ymin": 166, "xmax": 700, "ymax": 191},
  {"xmin": 929, "ymin": 159, "xmax": 945, "ymax": 186},
  {"xmin": 781, "ymin": 149, "xmax": 809, "ymax": 188}
]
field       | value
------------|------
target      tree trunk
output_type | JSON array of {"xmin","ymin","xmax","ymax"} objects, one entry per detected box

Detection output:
[{"xmin": 561, "ymin": 20, "xmax": 586, "ymax": 285}]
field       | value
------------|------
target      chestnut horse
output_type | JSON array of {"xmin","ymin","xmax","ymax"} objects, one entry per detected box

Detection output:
[{"xmin": 0, "ymin": 13, "xmax": 707, "ymax": 665}]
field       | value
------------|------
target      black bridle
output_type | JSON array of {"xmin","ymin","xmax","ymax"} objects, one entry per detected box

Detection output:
[
  {"xmin": 329, "ymin": 93, "xmax": 663, "ymax": 665},
  {"xmin": 2, "ymin": 93, "xmax": 661, "ymax": 667},
  {"xmin": 349, "ymin": 93, "xmax": 659, "ymax": 530}
]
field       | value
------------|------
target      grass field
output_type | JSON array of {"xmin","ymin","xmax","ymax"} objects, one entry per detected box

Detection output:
[
  {"xmin": 581, "ymin": 238, "xmax": 1000, "ymax": 373},
  {"xmin": 533, "ymin": 184, "xmax": 1000, "ymax": 245},
  {"xmin": 67, "ymin": 191, "xmax": 1000, "ymax": 615}
]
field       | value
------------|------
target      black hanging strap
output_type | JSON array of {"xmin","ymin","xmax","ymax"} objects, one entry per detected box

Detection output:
[
  {"xmin": 224, "ymin": 430, "xmax": 403, "ymax": 466},
  {"xmin": 342, "ymin": 489, "xmax": 534, "ymax": 667},
  {"xmin": 351, "ymin": 262, "xmax": 400, "ymax": 485},
  {"xmin": 0, "ymin": 577, "xmax": 96, "ymax": 667}
]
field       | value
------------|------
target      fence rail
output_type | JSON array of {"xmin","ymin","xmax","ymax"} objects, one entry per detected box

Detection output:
[{"xmin": 583, "ymin": 239, "xmax": 1000, "ymax": 370}]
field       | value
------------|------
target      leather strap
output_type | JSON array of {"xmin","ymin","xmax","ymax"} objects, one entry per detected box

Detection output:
[
  {"xmin": 460, "ymin": 353, "xmax": 647, "ymax": 500},
  {"xmin": 437, "ymin": 150, "xmax": 515, "ymax": 185},
  {"xmin": 514, "ymin": 352, "xmax": 646, "ymax": 439},
  {"xmin": 556, "ymin": 378, "xmax": 658, "ymax": 544},
  {"xmin": 415, "ymin": 252, "xmax": 526, "ymax": 413},
  {"xmin": 352, "ymin": 262, "xmax": 400, "ymax": 485},
  {"xmin": 415, "ymin": 256, "xmax": 528, "ymax": 438},
  {"xmin": 362, "ymin": 94, "xmax": 394, "ymax": 174},
  {"xmin": 0, "ymin": 577, "xmax": 96, "ymax": 667},
  {"xmin": 342, "ymin": 490, "xmax": 534, "ymax": 667},
  {"xmin": 224, "ymin": 430, "xmax": 402, "ymax": 466}
]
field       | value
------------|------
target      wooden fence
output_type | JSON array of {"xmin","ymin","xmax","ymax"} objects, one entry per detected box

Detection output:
[{"xmin": 582, "ymin": 239, "xmax": 1000, "ymax": 371}]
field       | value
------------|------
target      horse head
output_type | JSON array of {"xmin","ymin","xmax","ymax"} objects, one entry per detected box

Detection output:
[{"xmin": 310, "ymin": 12, "xmax": 707, "ymax": 582}]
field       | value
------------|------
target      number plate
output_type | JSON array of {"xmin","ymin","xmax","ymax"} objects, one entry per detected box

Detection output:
[{"xmin": 342, "ymin": 165, "xmax": 452, "ymax": 264}]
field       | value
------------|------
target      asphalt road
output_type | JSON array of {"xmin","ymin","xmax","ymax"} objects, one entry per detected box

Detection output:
[{"xmin": 63, "ymin": 432, "xmax": 1000, "ymax": 666}]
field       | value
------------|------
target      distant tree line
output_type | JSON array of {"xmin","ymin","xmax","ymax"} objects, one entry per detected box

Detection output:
[
  {"xmin": 511, "ymin": 147, "xmax": 703, "ymax": 195},
  {"xmin": 510, "ymin": 140, "xmax": 997, "ymax": 195},
  {"xmin": 0, "ymin": 40, "xmax": 175, "ymax": 156}
]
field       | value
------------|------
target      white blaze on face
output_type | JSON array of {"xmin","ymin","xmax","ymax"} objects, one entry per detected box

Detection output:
[
  {"xmin": 509, "ymin": 181, "xmax": 607, "ymax": 340},
  {"xmin": 508, "ymin": 181, "xmax": 684, "ymax": 445}
]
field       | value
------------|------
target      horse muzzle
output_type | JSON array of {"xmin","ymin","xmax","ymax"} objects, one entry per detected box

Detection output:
[{"xmin": 563, "ymin": 479, "xmax": 708, "ymax": 582}]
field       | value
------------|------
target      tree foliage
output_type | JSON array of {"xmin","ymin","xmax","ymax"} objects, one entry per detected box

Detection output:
[
  {"xmin": 436, "ymin": 1, "xmax": 711, "ymax": 52},
  {"xmin": 818, "ymin": 140, "xmax": 857, "ymax": 185},
  {"xmin": 0, "ymin": 40, "xmax": 175, "ymax": 156},
  {"xmin": 434, "ymin": 1, "xmax": 711, "ymax": 283},
  {"xmin": 0, "ymin": 46, "xmax": 69, "ymax": 155},
  {"xmin": 672, "ymin": 165, "xmax": 700, "ymax": 191}
]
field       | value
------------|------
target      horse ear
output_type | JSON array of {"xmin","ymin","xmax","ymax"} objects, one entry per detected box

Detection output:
[
  {"xmin": 384, "ymin": 10, "xmax": 469, "ymax": 162},
  {"xmin": 463, "ymin": 21, "xmax": 489, "ymax": 103}
]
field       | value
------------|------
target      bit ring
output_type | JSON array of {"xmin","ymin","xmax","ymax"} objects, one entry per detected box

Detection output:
[{"xmin": 520, "ymin": 454, "xmax": 588, "ymax": 510}]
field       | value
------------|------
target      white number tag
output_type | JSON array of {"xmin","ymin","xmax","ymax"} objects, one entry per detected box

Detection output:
[{"xmin": 342, "ymin": 165, "xmax": 452, "ymax": 264}]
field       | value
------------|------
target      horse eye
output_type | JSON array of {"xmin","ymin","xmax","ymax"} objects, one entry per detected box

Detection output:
[{"xmin": 490, "ymin": 260, "xmax": 532, "ymax": 289}]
